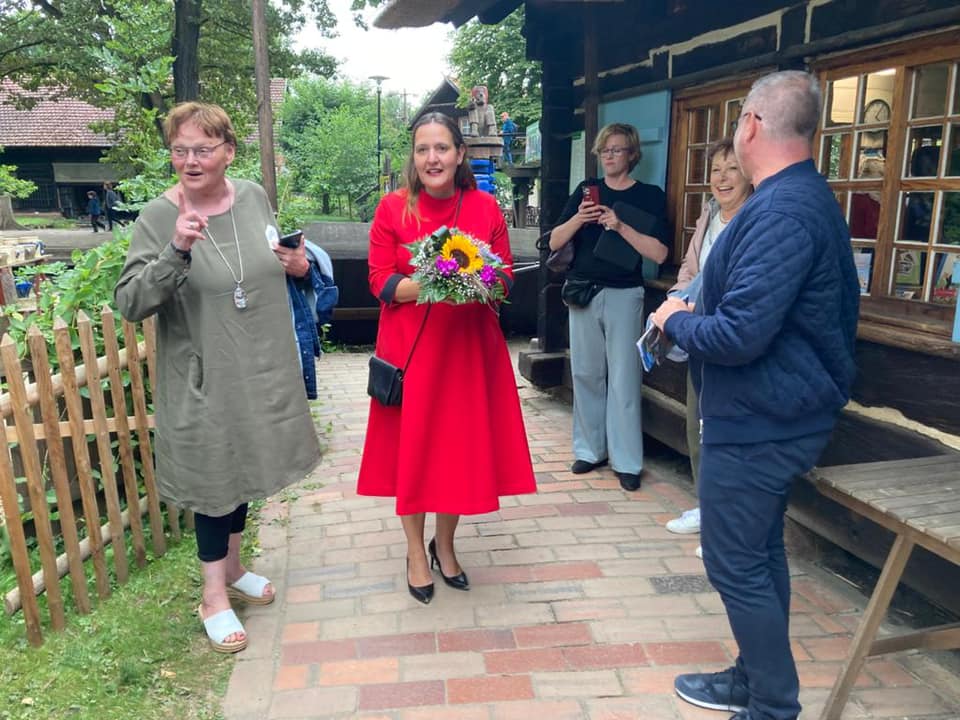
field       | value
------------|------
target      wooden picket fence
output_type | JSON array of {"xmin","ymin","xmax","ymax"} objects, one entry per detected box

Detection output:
[{"xmin": 0, "ymin": 306, "xmax": 178, "ymax": 646}]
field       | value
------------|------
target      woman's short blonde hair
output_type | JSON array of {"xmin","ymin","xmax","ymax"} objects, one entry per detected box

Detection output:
[
  {"xmin": 163, "ymin": 102, "xmax": 237, "ymax": 148},
  {"xmin": 592, "ymin": 123, "xmax": 641, "ymax": 172}
]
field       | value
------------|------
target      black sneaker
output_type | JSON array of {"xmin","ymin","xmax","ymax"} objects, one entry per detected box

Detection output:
[
  {"xmin": 674, "ymin": 666, "xmax": 749, "ymax": 712},
  {"xmin": 616, "ymin": 471, "xmax": 642, "ymax": 491},
  {"xmin": 570, "ymin": 459, "xmax": 607, "ymax": 474}
]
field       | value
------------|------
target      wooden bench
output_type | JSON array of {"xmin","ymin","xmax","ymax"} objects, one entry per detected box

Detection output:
[{"xmin": 809, "ymin": 454, "xmax": 960, "ymax": 720}]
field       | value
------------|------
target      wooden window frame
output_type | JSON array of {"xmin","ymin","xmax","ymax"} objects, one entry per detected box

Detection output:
[
  {"xmin": 666, "ymin": 77, "xmax": 757, "ymax": 266},
  {"xmin": 812, "ymin": 30, "xmax": 960, "ymax": 338}
]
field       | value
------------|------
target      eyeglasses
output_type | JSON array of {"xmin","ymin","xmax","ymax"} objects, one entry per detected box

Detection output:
[
  {"xmin": 599, "ymin": 147, "xmax": 629, "ymax": 157},
  {"xmin": 171, "ymin": 141, "xmax": 228, "ymax": 160},
  {"xmin": 731, "ymin": 111, "xmax": 762, "ymax": 132}
]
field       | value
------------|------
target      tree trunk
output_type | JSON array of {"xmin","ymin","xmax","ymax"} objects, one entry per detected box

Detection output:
[
  {"xmin": 173, "ymin": 0, "xmax": 202, "ymax": 103},
  {"xmin": 0, "ymin": 195, "xmax": 25, "ymax": 231},
  {"xmin": 322, "ymin": 193, "xmax": 331, "ymax": 215}
]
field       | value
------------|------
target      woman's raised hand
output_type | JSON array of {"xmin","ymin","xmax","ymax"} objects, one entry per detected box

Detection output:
[
  {"xmin": 597, "ymin": 206, "xmax": 621, "ymax": 232},
  {"xmin": 576, "ymin": 198, "xmax": 603, "ymax": 225},
  {"xmin": 173, "ymin": 189, "xmax": 208, "ymax": 251}
]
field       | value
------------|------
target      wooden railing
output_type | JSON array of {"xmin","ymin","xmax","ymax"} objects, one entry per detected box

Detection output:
[{"xmin": 0, "ymin": 307, "xmax": 175, "ymax": 646}]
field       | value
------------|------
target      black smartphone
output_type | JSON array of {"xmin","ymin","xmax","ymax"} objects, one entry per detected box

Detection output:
[{"xmin": 278, "ymin": 230, "xmax": 302, "ymax": 249}]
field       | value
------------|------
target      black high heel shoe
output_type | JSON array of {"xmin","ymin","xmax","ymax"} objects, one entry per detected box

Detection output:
[
  {"xmin": 428, "ymin": 538, "xmax": 470, "ymax": 591},
  {"xmin": 406, "ymin": 558, "xmax": 434, "ymax": 605}
]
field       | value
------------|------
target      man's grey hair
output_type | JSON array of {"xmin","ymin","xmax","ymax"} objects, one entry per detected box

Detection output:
[{"xmin": 745, "ymin": 71, "xmax": 822, "ymax": 142}]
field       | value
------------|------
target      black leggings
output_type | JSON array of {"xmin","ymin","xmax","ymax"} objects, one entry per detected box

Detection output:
[{"xmin": 194, "ymin": 504, "xmax": 248, "ymax": 562}]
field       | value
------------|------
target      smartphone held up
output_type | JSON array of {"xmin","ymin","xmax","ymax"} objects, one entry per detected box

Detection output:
[{"xmin": 278, "ymin": 230, "xmax": 303, "ymax": 249}]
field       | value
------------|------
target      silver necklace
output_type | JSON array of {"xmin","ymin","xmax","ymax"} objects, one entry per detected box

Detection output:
[{"xmin": 203, "ymin": 205, "xmax": 247, "ymax": 309}]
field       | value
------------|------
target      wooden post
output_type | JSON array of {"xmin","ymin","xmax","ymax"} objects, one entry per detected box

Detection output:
[
  {"xmin": 252, "ymin": 0, "xmax": 278, "ymax": 211},
  {"xmin": 583, "ymin": 6, "xmax": 599, "ymax": 178},
  {"xmin": 26, "ymin": 326, "xmax": 91, "ymax": 614},
  {"xmin": 53, "ymin": 317, "xmax": 110, "ymax": 600},
  {"xmin": 0, "ymin": 416, "xmax": 43, "ymax": 645},
  {"xmin": 77, "ymin": 311, "xmax": 129, "ymax": 583},
  {"xmin": 101, "ymin": 308, "xmax": 147, "ymax": 568},
  {"xmin": 1, "ymin": 335, "xmax": 66, "ymax": 631}
]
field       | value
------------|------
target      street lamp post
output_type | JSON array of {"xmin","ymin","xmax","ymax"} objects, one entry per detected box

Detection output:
[{"xmin": 369, "ymin": 75, "xmax": 389, "ymax": 193}]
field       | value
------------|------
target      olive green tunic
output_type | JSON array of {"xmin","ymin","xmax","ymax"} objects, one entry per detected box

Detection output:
[{"xmin": 115, "ymin": 180, "xmax": 321, "ymax": 516}]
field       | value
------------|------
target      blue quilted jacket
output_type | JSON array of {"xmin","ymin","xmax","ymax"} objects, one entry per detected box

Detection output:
[{"xmin": 664, "ymin": 159, "xmax": 860, "ymax": 445}]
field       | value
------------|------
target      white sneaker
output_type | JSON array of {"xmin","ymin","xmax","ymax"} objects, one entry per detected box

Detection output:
[
  {"xmin": 666, "ymin": 507, "xmax": 701, "ymax": 534},
  {"xmin": 695, "ymin": 545, "xmax": 703, "ymax": 559}
]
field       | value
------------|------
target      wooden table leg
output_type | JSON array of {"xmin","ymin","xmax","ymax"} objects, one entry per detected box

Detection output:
[{"xmin": 820, "ymin": 533, "xmax": 915, "ymax": 720}]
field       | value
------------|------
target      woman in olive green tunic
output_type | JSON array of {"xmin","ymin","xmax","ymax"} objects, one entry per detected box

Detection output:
[{"xmin": 115, "ymin": 103, "xmax": 320, "ymax": 653}]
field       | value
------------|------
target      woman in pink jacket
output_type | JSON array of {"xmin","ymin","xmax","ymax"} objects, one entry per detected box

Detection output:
[{"xmin": 661, "ymin": 138, "xmax": 752, "ymax": 555}]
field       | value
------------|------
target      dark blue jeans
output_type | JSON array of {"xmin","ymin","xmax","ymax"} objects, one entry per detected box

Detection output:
[{"xmin": 699, "ymin": 431, "xmax": 832, "ymax": 720}]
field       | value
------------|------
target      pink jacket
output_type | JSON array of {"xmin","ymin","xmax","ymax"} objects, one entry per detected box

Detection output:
[{"xmin": 670, "ymin": 199, "xmax": 719, "ymax": 293}]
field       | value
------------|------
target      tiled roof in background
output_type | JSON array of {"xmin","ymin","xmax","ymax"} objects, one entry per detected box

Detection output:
[
  {"xmin": 245, "ymin": 78, "xmax": 287, "ymax": 145},
  {"xmin": 0, "ymin": 80, "xmax": 114, "ymax": 148}
]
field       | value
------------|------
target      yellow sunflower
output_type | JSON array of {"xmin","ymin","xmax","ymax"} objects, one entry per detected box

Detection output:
[{"xmin": 440, "ymin": 233, "xmax": 483, "ymax": 274}]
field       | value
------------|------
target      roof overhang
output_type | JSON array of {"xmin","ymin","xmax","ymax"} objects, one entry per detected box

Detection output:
[{"xmin": 373, "ymin": 0, "xmax": 521, "ymax": 29}]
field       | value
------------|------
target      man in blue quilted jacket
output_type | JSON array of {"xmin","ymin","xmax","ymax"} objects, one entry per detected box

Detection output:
[{"xmin": 652, "ymin": 71, "xmax": 859, "ymax": 720}]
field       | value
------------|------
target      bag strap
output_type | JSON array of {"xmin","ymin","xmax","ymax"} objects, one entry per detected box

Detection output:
[{"xmin": 401, "ymin": 190, "xmax": 465, "ymax": 373}]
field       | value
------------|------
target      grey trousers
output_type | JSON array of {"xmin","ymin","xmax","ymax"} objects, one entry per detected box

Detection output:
[{"xmin": 568, "ymin": 285, "xmax": 645, "ymax": 474}]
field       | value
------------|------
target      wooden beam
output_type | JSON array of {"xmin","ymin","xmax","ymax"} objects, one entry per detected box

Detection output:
[
  {"xmin": 582, "ymin": 5, "xmax": 599, "ymax": 177},
  {"xmin": 868, "ymin": 622, "xmax": 960, "ymax": 656}
]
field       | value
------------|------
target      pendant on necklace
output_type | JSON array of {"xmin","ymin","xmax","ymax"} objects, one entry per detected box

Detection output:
[{"xmin": 233, "ymin": 284, "xmax": 248, "ymax": 310}]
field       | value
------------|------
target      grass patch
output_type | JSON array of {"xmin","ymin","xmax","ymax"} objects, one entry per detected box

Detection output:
[
  {"xmin": 0, "ymin": 532, "xmax": 242, "ymax": 720},
  {"xmin": 12, "ymin": 215, "xmax": 78, "ymax": 230}
]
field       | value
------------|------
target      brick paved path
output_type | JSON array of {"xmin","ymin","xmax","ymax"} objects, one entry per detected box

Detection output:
[{"xmin": 223, "ymin": 349, "xmax": 960, "ymax": 720}]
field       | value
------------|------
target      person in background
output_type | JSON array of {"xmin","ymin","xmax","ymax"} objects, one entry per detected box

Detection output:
[
  {"xmin": 652, "ymin": 70, "xmax": 859, "ymax": 720},
  {"xmin": 104, "ymin": 182, "xmax": 120, "ymax": 231},
  {"xmin": 661, "ymin": 137, "xmax": 753, "ymax": 558},
  {"xmin": 357, "ymin": 112, "xmax": 536, "ymax": 605},
  {"xmin": 548, "ymin": 122, "xmax": 668, "ymax": 492},
  {"xmin": 115, "ymin": 102, "xmax": 321, "ymax": 654},
  {"xmin": 86, "ymin": 190, "xmax": 105, "ymax": 232},
  {"xmin": 500, "ymin": 111, "xmax": 518, "ymax": 164}
]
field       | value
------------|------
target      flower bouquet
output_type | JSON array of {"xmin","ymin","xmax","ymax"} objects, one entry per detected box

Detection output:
[{"xmin": 407, "ymin": 225, "xmax": 508, "ymax": 304}]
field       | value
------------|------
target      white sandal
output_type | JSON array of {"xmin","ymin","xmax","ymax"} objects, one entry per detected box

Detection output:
[
  {"xmin": 198, "ymin": 605, "xmax": 247, "ymax": 653},
  {"xmin": 226, "ymin": 571, "xmax": 275, "ymax": 606}
]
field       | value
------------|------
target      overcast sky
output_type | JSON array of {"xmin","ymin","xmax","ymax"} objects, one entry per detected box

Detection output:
[{"xmin": 293, "ymin": 0, "xmax": 453, "ymax": 103}]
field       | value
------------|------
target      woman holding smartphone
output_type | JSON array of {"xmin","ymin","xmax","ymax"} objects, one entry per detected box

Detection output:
[{"xmin": 548, "ymin": 122, "xmax": 669, "ymax": 492}]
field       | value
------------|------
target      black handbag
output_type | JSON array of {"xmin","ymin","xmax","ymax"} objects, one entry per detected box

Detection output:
[
  {"xmin": 367, "ymin": 305, "xmax": 432, "ymax": 406},
  {"xmin": 561, "ymin": 278, "xmax": 602, "ymax": 308}
]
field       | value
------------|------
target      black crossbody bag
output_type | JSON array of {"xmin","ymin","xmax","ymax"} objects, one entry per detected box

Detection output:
[
  {"xmin": 367, "ymin": 305, "xmax": 431, "ymax": 406},
  {"xmin": 367, "ymin": 193, "xmax": 462, "ymax": 406}
]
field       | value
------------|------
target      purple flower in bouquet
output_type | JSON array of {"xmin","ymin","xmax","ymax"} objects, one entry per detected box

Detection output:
[
  {"xmin": 435, "ymin": 256, "xmax": 460, "ymax": 277},
  {"xmin": 479, "ymin": 265, "xmax": 497, "ymax": 286}
]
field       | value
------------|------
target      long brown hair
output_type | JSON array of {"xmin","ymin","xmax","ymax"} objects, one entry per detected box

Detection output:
[{"xmin": 403, "ymin": 112, "xmax": 477, "ymax": 217}]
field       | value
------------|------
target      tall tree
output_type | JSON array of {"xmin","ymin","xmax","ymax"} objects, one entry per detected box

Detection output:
[
  {"xmin": 0, "ymin": 0, "xmax": 339, "ymax": 168},
  {"xmin": 448, "ymin": 7, "xmax": 541, "ymax": 132}
]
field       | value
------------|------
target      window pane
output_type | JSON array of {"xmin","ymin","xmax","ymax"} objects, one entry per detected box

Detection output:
[
  {"xmin": 946, "ymin": 123, "xmax": 960, "ymax": 176},
  {"xmin": 862, "ymin": 70, "xmax": 895, "ymax": 124},
  {"xmin": 905, "ymin": 127, "xmax": 942, "ymax": 177},
  {"xmin": 940, "ymin": 192, "xmax": 960, "ymax": 245},
  {"xmin": 913, "ymin": 63, "xmax": 950, "ymax": 119},
  {"xmin": 893, "ymin": 248, "xmax": 927, "ymax": 299},
  {"xmin": 826, "ymin": 76, "xmax": 858, "ymax": 127},
  {"xmin": 855, "ymin": 132, "xmax": 887, "ymax": 178},
  {"xmin": 853, "ymin": 247, "xmax": 874, "ymax": 295},
  {"xmin": 684, "ymin": 192, "xmax": 704, "ymax": 227},
  {"xmin": 900, "ymin": 191, "xmax": 935, "ymax": 242},
  {"xmin": 850, "ymin": 192, "xmax": 881, "ymax": 240},
  {"xmin": 821, "ymin": 133, "xmax": 852, "ymax": 179},
  {"xmin": 687, "ymin": 148, "xmax": 707, "ymax": 184},
  {"xmin": 931, "ymin": 251, "xmax": 959, "ymax": 305},
  {"xmin": 689, "ymin": 108, "xmax": 709, "ymax": 144},
  {"xmin": 725, "ymin": 99, "xmax": 742, "ymax": 137},
  {"xmin": 708, "ymin": 106, "xmax": 721, "ymax": 143}
]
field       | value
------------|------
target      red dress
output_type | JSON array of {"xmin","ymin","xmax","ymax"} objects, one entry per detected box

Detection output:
[{"xmin": 357, "ymin": 189, "xmax": 536, "ymax": 515}]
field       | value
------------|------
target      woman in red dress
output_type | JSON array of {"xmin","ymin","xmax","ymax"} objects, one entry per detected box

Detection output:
[{"xmin": 358, "ymin": 113, "xmax": 536, "ymax": 604}]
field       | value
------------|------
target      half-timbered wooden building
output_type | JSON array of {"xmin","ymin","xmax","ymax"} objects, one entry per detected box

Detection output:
[{"xmin": 375, "ymin": 0, "xmax": 960, "ymax": 614}]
